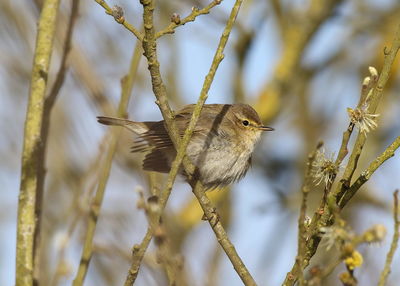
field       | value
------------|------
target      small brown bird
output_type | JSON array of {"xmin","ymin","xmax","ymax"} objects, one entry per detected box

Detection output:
[{"xmin": 97, "ymin": 104, "xmax": 273, "ymax": 189}]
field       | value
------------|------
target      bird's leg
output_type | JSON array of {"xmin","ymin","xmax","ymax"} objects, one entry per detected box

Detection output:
[{"xmin": 201, "ymin": 207, "xmax": 220, "ymax": 228}]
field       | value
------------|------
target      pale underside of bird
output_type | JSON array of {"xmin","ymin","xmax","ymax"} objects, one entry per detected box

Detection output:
[{"xmin": 98, "ymin": 104, "xmax": 273, "ymax": 189}]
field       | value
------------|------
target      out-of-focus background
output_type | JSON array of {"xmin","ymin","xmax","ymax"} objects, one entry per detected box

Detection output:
[{"xmin": 1, "ymin": 0, "xmax": 400, "ymax": 285}]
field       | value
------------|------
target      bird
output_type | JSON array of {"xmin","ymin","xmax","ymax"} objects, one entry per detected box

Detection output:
[{"xmin": 97, "ymin": 103, "xmax": 273, "ymax": 189}]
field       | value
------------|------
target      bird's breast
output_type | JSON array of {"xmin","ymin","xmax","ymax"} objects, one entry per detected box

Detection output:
[{"xmin": 186, "ymin": 133, "xmax": 253, "ymax": 188}]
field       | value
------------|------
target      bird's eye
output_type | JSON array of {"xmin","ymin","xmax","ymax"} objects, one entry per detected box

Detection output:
[{"xmin": 242, "ymin": 120, "xmax": 249, "ymax": 126}]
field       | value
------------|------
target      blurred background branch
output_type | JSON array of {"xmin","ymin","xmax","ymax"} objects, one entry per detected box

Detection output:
[
  {"xmin": 378, "ymin": 190, "xmax": 399, "ymax": 286},
  {"xmin": 16, "ymin": 0, "xmax": 61, "ymax": 285},
  {"xmin": 72, "ymin": 36, "xmax": 142, "ymax": 286}
]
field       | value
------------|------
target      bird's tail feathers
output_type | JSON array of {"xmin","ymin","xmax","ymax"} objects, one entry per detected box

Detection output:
[{"xmin": 97, "ymin": 116, "xmax": 149, "ymax": 134}]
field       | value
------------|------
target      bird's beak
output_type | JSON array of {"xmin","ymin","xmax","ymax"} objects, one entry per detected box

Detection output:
[{"xmin": 257, "ymin": 125, "xmax": 274, "ymax": 131}]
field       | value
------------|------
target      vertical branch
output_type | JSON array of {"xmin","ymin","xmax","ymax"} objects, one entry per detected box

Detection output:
[
  {"xmin": 378, "ymin": 190, "xmax": 399, "ymax": 286},
  {"xmin": 140, "ymin": 0, "xmax": 180, "ymax": 144},
  {"xmin": 16, "ymin": 0, "xmax": 61, "ymax": 285},
  {"xmin": 72, "ymin": 40, "xmax": 142, "ymax": 286},
  {"xmin": 284, "ymin": 143, "xmax": 320, "ymax": 285},
  {"xmin": 34, "ymin": 0, "xmax": 80, "ymax": 283},
  {"xmin": 297, "ymin": 147, "xmax": 319, "ymax": 285}
]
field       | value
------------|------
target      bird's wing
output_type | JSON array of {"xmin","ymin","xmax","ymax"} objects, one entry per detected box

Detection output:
[
  {"xmin": 142, "ymin": 148, "xmax": 173, "ymax": 173},
  {"xmin": 97, "ymin": 116, "xmax": 168, "ymax": 152}
]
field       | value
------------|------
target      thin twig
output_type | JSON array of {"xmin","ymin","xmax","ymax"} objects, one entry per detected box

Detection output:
[
  {"xmin": 93, "ymin": 0, "xmax": 143, "ymax": 41},
  {"xmin": 16, "ymin": 0, "xmax": 61, "ymax": 285},
  {"xmin": 284, "ymin": 143, "xmax": 322, "ymax": 285},
  {"xmin": 288, "ymin": 143, "xmax": 321, "ymax": 285},
  {"xmin": 143, "ymin": 198, "xmax": 188, "ymax": 286},
  {"xmin": 378, "ymin": 190, "xmax": 399, "ymax": 286},
  {"xmin": 72, "ymin": 40, "xmax": 142, "ymax": 286},
  {"xmin": 339, "ymin": 136, "xmax": 400, "ymax": 208},
  {"xmin": 124, "ymin": 229, "xmax": 153, "ymax": 286},
  {"xmin": 155, "ymin": 0, "xmax": 222, "ymax": 39},
  {"xmin": 334, "ymin": 123, "xmax": 355, "ymax": 166}
]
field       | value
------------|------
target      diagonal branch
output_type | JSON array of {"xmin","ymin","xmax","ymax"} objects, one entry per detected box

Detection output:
[
  {"xmin": 124, "ymin": 0, "xmax": 256, "ymax": 285},
  {"xmin": 93, "ymin": 0, "xmax": 144, "ymax": 41},
  {"xmin": 287, "ymin": 143, "xmax": 321, "ymax": 285},
  {"xmin": 190, "ymin": 181, "xmax": 257, "ymax": 286},
  {"xmin": 155, "ymin": 0, "xmax": 222, "ymax": 39},
  {"xmin": 339, "ymin": 136, "xmax": 400, "ymax": 208}
]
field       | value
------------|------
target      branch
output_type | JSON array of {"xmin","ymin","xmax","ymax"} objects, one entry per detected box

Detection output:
[
  {"xmin": 285, "ymin": 143, "xmax": 321, "ymax": 285},
  {"xmin": 124, "ymin": 0, "xmax": 256, "ymax": 284},
  {"xmin": 339, "ymin": 136, "xmax": 400, "ymax": 208},
  {"xmin": 335, "ymin": 24, "xmax": 400, "ymax": 200},
  {"xmin": 334, "ymin": 75, "xmax": 375, "ymax": 167},
  {"xmin": 378, "ymin": 190, "xmax": 399, "ymax": 286},
  {"xmin": 125, "ymin": 0, "xmax": 255, "ymax": 285},
  {"xmin": 123, "ymin": 0, "xmax": 199, "ymax": 280},
  {"xmin": 191, "ymin": 181, "xmax": 257, "ymax": 286},
  {"xmin": 16, "ymin": 0, "xmax": 61, "ymax": 285},
  {"xmin": 93, "ymin": 0, "xmax": 144, "ymax": 41},
  {"xmin": 334, "ymin": 123, "xmax": 355, "ymax": 166},
  {"xmin": 34, "ymin": 1, "xmax": 79, "ymax": 282},
  {"xmin": 72, "ymin": 40, "xmax": 142, "ymax": 286},
  {"xmin": 155, "ymin": 0, "xmax": 222, "ymax": 39}
]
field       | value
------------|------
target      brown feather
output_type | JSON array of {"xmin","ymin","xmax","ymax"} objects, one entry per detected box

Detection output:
[{"xmin": 142, "ymin": 149, "xmax": 173, "ymax": 173}]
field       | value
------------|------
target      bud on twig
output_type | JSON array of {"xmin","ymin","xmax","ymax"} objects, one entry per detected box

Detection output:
[
  {"xmin": 362, "ymin": 76, "xmax": 371, "ymax": 89},
  {"xmin": 171, "ymin": 13, "xmax": 181, "ymax": 25},
  {"xmin": 154, "ymin": 225, "xmax": 167, "ymax": 246},
  {"xmin": 368, "ymin": 66, "xmax": 378, "ymax": 81},
  {"xmin": 147, "ymin": 195, "xmax": 161, "ymax": 216},
  {"xmin": 112, "ymin": 5, "xmax": 125, "ymax": 24},
  {"xmin": 136, "ymin": 189, "xmax": 146, "ymax": 210}
]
